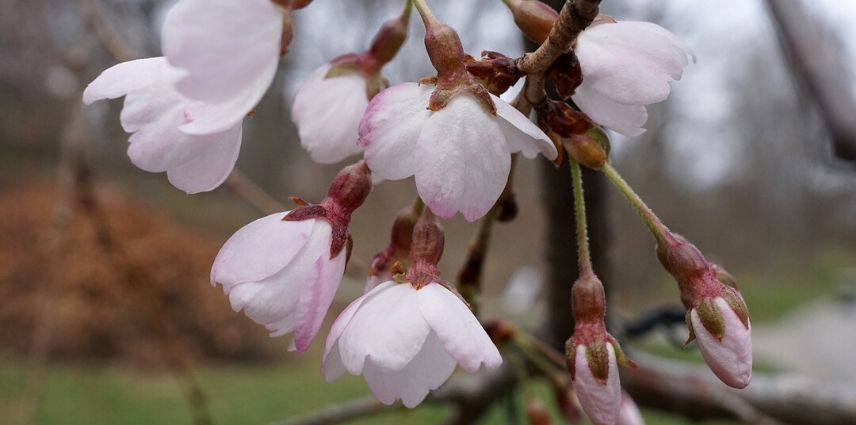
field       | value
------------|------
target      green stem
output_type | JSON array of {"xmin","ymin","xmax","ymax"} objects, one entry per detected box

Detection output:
[
  {"xmin": 401, "ymin": 0, "xmax": 413, "ymax": 21},
  {"xmin": 570, "ymin": 158, "xmax": 593, "ymax": 276},
  {"xmin": 601, "ymin": 163, "xmax": 669, "ymax": 243},
  {"xmin": 412, "ymin": 0, "xmax": 439, "ymax": 27}
]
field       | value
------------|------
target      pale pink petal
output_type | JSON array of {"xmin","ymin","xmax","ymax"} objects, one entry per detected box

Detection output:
[
  {"xmin": 358, "ymin": 83, "xmax": 432, "ymax": 181},
  {"xmin": 417, "ymin": 283, "xmax": 502, "ymax": 372},
  {"xmin": 691, "ymin": 298, "xmax": 752, "ymax": 389},
  {"xmin": 492, "ymin": 94, "xmax": 557, "ymax": 160},
  {"xmin": 162, "ymin": 0, "xmax": 283, "ymax": 134},
  {"xmin": 572, "ymin": 82, "xmax": 648, "ymax": 137},
  {"xmin": 292, "ymin": 64, "xmax": 369, "ymax": 164},
  {"xmin": 290, "ymin": 230, "xmax": 348, "ymax": 352},
  {"xmin": 362, "ymin": 332, "xmax": 457, "ymax": 408},
  {"xmin": 120, "ymin": 82, "xmax": 187, "ymax": 172},
  {"xmin": 322, "ymin": 281, "xmax": 396, "ymax": 381},
  {"xmin": 618, "ymin": 392, "xmax": 646, "ymax": 425},
  {"xmin": 338, "ymin": 283, "xmax": 431, "ymax": 374},
  {"xmin": 211, "ymin": 212, "xmax": 314, "ymax": 286},
  {"xmin": 414, "ymin": 95, "xmax": 511, "ymax": 221},
  {"xmin": 576, "ymin": 21, "xmax": 692, "ymax": 106},
  {"xmin": 163, "ymin": 123, "xmax": 243, "ymax": 194},
  {"xmin": 574, "ymin": 344, "xmax": 621, "ymax": 425},
  {"xmin": 223, "ymin": 219, "xmax": 333, "ymax": 338},
  {"xmin": 82, "ymin": 57, "xmax": 166, "ymax": 105}
]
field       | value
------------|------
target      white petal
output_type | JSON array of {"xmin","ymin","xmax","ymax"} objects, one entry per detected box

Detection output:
[
  {"xmin": 338, "ymin": 283, "xmax": 431, "ymax": 373},
  {"xmin": 322, "ymin": 281, "xmax": 397, "ymax": 381},
  {"xmin": 414, "ymin": 95, "xmax": 511, "ymax": 221},
  {"xmin": 363, "ymin": 332, "xmax": 457, "ymax": 408},
  {"xmin": 358, "ymin": 83, "xmax": 432, "ymax": 181},
  {"xmin": 618, "ymin": 392, "xmax": 646, "ymax": 425},
  {"xmin": 224, "ymin": 219, "xmax": 333, "ymax": 337},
  {"xmin": 82, "ymin": 57, "xmax": 167, "ymax": 105},
  {"xmin": 572, "ymin": 83, "xmax": 648, "ymax": 137},
  {"xmin": 576, "ymin": 21, "xmax": 692, "ymax": 106},
  {"xmin": 164, "ymin": 123, "xmax": 243, "ymax": 194},
  {"xmin": 417, "ymin": 283, "xmax": 502, "ymax": 372},
  {"xmin": 691, "ymin": 298, "xmax": 752, "ymax": 389},
  {"xmin": 290, "ymin": 228, "xmax": 348, "ymax": 352},
  {"xmin": 292, "ymin": 64, "xmax": 369, "ymax": 164},
  {"xmin": 492, "ymin": 94, "xmax": 557, "ymax": 160},
  {"xmin": 574, "ymin": 344, "xmax": 621, "ymax": 425},
  {"xmin": 211, "ymin": 212, "xmax": 315, "ymax": 286},
  {"xmin": 162, "ymin": 0, "xmax": 283, "ymax": 133}
]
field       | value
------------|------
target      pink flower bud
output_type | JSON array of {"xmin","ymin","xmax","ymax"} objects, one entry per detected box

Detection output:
[
  {"xmin": 502, "ymin": 0, "xmax": 560, "ymax": 45},
  {"xmin": 617, "ymin": 392, "xmax": 645, "ymax": 425},
  {"xmin": 572, "ymin": 343, "xmax": 621, "ymax": 425},
  {"xmin": 690, "ymin": 297, "xmax": 752, "ymax": 388}
]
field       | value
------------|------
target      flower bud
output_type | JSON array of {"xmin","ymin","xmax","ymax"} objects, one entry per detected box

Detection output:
[
  {"xmin": 465, "ymin": 51, "xmax": 524, "ymax": 96},
  {"xmin": 617, "ymin": 392, "xmax": 645, "ymax": 425},
  {"xmin": 536, "ymin": 100, "xmax": 610, "ymax": 169},
  {"xmin": 503, "ymin": 0, "xmax": 559, "ymax": 45},
  {"xmin": 483, "ymin": 319, "xmax": 516, "ymax": 346},
  {"xmin": 364, "ymin": 3, "xmax": 411, "ymax": 72},
  {"xmin": 526, "ymin": 398, "xmax": 554, "ymax": 425}
]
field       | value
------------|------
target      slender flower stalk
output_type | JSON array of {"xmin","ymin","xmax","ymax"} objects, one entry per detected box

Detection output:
[
  {"xmin": 601, "ymin": 163, "xmax": 667, "ymax": 243},
  {"xmin": 570, "ymin": 158, "xmax": 593, "ymax": 276}
]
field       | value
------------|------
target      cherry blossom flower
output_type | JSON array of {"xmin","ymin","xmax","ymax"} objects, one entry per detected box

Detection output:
[
  {"xmin": 292, "ymin": 5, "xmax": 410, "ymax": 164},
  {"xmin": 690, "ymin": 297, "xmax": 753, "ymax": 388},
  {"xmin": 358, "ymin": 83, "xmax": 556, "ymax": 221},
  {"xmin": 573, "ymin": 19, "xmax": 694, "ymax": 137},
  {"xmin": 322, "ymin": 281, "xmax": 502, "ymax": 407},
  {"xmin": 210, "ymin": 162, "xmax": 371, "ymax": 353},
  {"xmin": 83, "ymin": 57, "xmax": 242, "ymax": 194},
  {"xmin": 292, "ymin": 64, "xmax": 372, "ymax": 164},
  {"xmin": 161, "ymin": 0, "xmax": 288, "ymax": 134}
]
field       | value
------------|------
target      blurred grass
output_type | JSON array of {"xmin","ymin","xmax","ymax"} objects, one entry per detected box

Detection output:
[{"xmin": 0, "ymin": 357, "xmax": 739, "ymax": 425}]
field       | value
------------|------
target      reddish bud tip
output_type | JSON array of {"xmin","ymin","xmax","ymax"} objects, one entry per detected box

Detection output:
[
  {"xmin": 325, "ymin": 161, "xmax": 372, "ymax": 216},
  {"xmin": 483, "ymin": 319, "xmax": 516, "ymax": 346},
  {"xmin": 525, "ymin": 398, "xmax": 554, "ymax": 425},
  {"xmin": 504, "ymin": 0, "xmax": 559, "ymax": 45},
  {"xmin": 465, "ymin": 51, "xmax": 524, "ymax": 96}
]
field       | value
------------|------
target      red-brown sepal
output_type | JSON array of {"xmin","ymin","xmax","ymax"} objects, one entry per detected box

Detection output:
[
  {"xmin": 465, "ymin": 51, "xmax": 524, "ymax": 96},
  {"xmin": 546, "ymin": 51, "xmax": 583, "ymax": 99}
]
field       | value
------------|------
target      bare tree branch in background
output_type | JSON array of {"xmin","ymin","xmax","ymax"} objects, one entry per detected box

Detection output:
[{"xmin": 764, "ymin": 0, "xmax": 856, "ymax": 163}]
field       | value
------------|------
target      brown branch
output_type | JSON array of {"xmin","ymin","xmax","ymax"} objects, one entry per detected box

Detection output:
[
  {"xmin": 268, "ymin": 397, "xmax": 386, "ymax": 425},
  {"xmin": 223, "ymin": 169, "xmax": 286, "ymax": 215},
  {"xmin": 764, "ymin": 0, "xmax": 856, "ymax": 162}
]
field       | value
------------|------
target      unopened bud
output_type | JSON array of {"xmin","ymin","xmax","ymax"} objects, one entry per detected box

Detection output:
[
  {"xmin": 689, "ymin": 297, "xmax": 752, "ymax": 388},
  {"xmin": 465, "ymin": 51, "xmax": 524, "ymax": 96},
  {"xmin": 503, "ymin": 0, "xmax": 559, "ymax": 45},
  {"xmin": 567, "ymin": 342, "xmax": 621, "ymax": 425},
  {"xmin": 546, "ymin": 51, "xmax": 583, "ymax": 99},
  {"xmin": 618, "ymin": 392, "xmax": 645, "ymax": 425},
  {"xmin": 526, "ymin": 398, "xmax": 553, "ymax": 425},
  {"xmin": 365, "ymin": 4, "xmax": 411, "ymax": 71},
  {"xmin": 287, "ymin": 0, "xmax": 313, "ymax": 10},
  {"xmin": 483, "ymin": 319, "xmax": 516, "ymax": 346},
  {"xmin": 325, "ymin": 161, "xmax": 372, "ymax": 215},
  {"xmin": 567, "ymin": 127, "xmax": 610, "ymax": 170}
]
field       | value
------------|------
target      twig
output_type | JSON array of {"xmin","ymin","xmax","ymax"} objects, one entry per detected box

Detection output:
[
  {"xmin": 268, "ymin": 397, "xmax": 385, "ymax": 425},
  {"xmin": 223, "ymin": 169, "xmax": 286, "ymax": 215}
]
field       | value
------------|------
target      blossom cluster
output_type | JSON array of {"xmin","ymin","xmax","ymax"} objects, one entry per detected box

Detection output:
[{"xmin": 83, "ymin": 0, "xmax": 751, "ymax": 422}]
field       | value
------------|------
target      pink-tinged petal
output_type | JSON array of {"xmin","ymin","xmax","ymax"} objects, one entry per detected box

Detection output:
[
  {"xmin": 492, "ymin": 94, "xmax": 557, "ymax": 160},
  {"xmin": 290, "ymin": 225, "xmax": 348, "ymax": 353},
  {"xmin": 574, "ymin": 344, "xmax": 621, "ymax": 425},
  {"xmin": 162, "ymin": 0, "xmax": 283, "ymax": 133},
  {"xmin": 211, "ymin": 212, "xmax": 314, "ymax": 286},
  {"xmin": 338, "ymin": 283, "xmax": 431, "ymax": 374},
  {"xmin": 82, "ymin": 57, "xmax": 166, "ymax": 105},
  {"xmin": 572, "ymin": 83, "xmax": 648, "ymax": 137},
  {"xmin": 358, "ymin": 83, "xmax": 432, "ymax": 181},
  {"xmin": 576, "ymin": 21, "xmax": 692, "ymax": 106},
  {"xmin": 223, "ymin": 219, "xmax": 332, "ymax": 337},
  {"xmin": 362, "ymin": 332, "xmax": 457, "ymax": 408},
  {"xmin": 618, "ymin": 392, "xmax": 646, "ymax": 425},
  {"xmin": 163, "ymin": 123, "xmax": 243, "ymax": 194},
  {"xmin": 292, "ymin": 64, "xmax": 369, "ymax": 164},
  {"xmin": 414, "ymin": 95, "xmax": 511, "ymax": 221},
  {"xmin": 120, "ymin": 83, "xmax": 187, "ymax": 172},
  {"xmin": 417, "ymin": 283, "xmax": 502, "ymax": 372},
  {"xmin": 322, "ymin": 281, "xmax": 396, "ymax": 381},
  {"xmin": 691, "ymin": 298, "xmax": 752, "ymax": 389}
]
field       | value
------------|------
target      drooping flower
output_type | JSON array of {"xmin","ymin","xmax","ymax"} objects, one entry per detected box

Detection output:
[
  {"xmin": 566, "ymin": 273, "xmax": 634, "ymax": 425},
  {"xmin": 292, "ymin": 3, "xmax": 410, "ymax": 164},
  {"xmin": 657, "ymin": 233, "xmax": 752, "ymax": 388},
  {"xmin": 358, "ymin": 2, "xmax": 556, "ymax": 221},
  {"xmin": 323, "ymin": 209, "xmax": 502, "ymax": 407},
  {"xmin": 572, "ymin": 18, "xmax": 694, "ymax": 136},
  {"xmin": 211, "ymin": 162, "xmax": 371, "ymax": 352},
  {"xmin": 161, "ymin": 0, "xmax": 297, "ymax": 135},
  {"xmin": 83, "ymin": 57, "xmax": 242, "ymax": 194}
]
